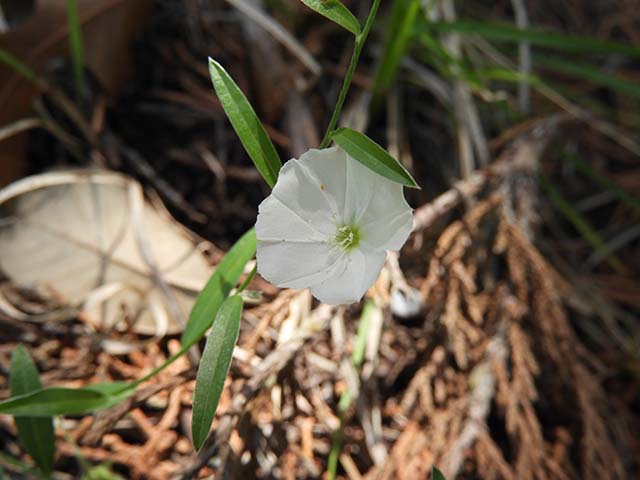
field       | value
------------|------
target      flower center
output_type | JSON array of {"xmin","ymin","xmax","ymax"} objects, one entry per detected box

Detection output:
[{"xmin": 334, "ymin": 224, "xmax": 361, "ymax": 251}]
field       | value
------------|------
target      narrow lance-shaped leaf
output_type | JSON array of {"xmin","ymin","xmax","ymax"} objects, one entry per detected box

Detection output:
[
  {"xmin": 209, "ymin": 58, "xmax": 281, "ymax": 188},
  {"xmin": 10, "ymin": 345, "xmax": 55, "ymax": 475},
  {"xmin": 432, "ymin": 466, "xmax": 446, "ymax": 480},
  {"xmin": 181, "ymin": 228, "xmax": 256, "ymax": 347},
  {"xmin": 191, "ymin": 295, "xmax": 243, "ymax": 450},
  {"xmin": 298, "ymin": 0, "xmax": 361, "ymax": 36},
  {"xmin": 0, "ymin": 387, "xmax": 124, "ymax": 417},
  {"xmin": 331, "ymin": 127, "xmax": 419, "ymax": 188}
]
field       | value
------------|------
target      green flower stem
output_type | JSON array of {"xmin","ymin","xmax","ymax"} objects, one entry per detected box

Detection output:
[
  {"xmin": 237, "ymin": 264, "xmax": 258, "ymax": 293},
  {"xmin": 326, "ymin": 300, "xmax": 375, "ymax": 480},
  {"xmin": 319, "ymin": 0, "xmax": 382, "ymax": 148}
]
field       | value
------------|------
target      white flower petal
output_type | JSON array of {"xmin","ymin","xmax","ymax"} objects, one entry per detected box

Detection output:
[
  {"xmin": 360, "ymin": 209, "xmax": 413, "ymax": 251},
  {"xmin": 271, "ymin": 157, "xmax": 336, "ymax": 235},
  {"xmin": 256, "ymin": 195, "xmax": 327, "ymax": 243},
  {"xmin": 257, "ymin": 240, "xmax": 340, "ymax": 289},
  {"xmin": 310, "ymin": 249, "xmax": 386, "ymax": 305},
  {"xmin": 342, "ymin": 155, "xmax": 378, "ymax": 224},
  {"xmin": 296, "ymin": 147, "xmax": 346, "ymax": 223},
  {"xmin": 358, "ymin": 179, "xmax": 413, "ymax": 251}
]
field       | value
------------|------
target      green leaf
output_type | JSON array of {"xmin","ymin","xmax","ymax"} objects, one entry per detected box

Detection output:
[
  {"xmin": 535, "ymin": 56, "xmax": 640, "ymax": 100},
  {"xmin": 0, "ymin": 48, "xmax": 39, "ymax": 84},
  {"xmin": 181, "ymin": 228, "xmax": 256, "ymax": 347},
  {"xmin": 432, "ymin": 466, "xmax": 446, "ymax": 480},
  {"xmin": 191, "ymin": 295, "xmax": 243, "ymax": 450},
  {"xmin": 373, "ymin": 0, "xmax": 421, "ymax": 96},
  {"xmin": 417, "ymin": 20, "xmax": 640, "ymax": 58},
  {"xmin": 0, "ymin": 387, "xmax": 117, "ymax": 417},
  {"xmin": 331, "ymin": 127, "xmax": 418, "ymax": 188},
  {"xmin": 83, "ymin": 382, "xmax": 132, "ymax": 396},
  {"xmin": 298, "ymin": 0, "xmax": 361, "ymax": 36},
  {"xmin": 10, "ymin": 346, "xmax": 55, "ymax": 475},
  {"xmin": 209, "ymin": 58, "xmax": 281, "ymax": 188}
]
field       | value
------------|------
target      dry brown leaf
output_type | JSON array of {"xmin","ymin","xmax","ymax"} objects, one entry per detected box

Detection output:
[{"xmin": 0, "ymin": 170, "xmax": 212, "ymax": 335}]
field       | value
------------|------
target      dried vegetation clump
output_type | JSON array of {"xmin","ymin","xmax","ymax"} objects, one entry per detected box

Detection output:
[{"xmin": 2, "ymin": 125, "xmax": 636, "ymax": 480}]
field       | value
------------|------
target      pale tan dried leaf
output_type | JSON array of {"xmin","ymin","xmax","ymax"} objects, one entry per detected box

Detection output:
[{"xmin": 0, "ymin": 170, "xmax": 212, "ymax": 334}]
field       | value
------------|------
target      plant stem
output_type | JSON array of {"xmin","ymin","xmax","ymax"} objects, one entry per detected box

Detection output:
[
  {"xmin": 237, "ymin": 264, "xmax": 258, "ymax": 293},
  {"xmin": 326, "ymin": 300, "xmax": 376, "ymax": 480},
  {"xmin": 66, "ymin": 0, "xmax": 85, "ymax": 102},
  {"xmin": 319, "ymin": 0, "xmax": 382, "ymax": 148}
]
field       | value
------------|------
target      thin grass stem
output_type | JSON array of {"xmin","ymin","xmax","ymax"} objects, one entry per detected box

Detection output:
[{"xmin": 320, "ymin": 0, "xmax": 382, "ymax": 148}]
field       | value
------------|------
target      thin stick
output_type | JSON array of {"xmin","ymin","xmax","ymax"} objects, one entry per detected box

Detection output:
[
  {"xmin": 224, "ymin": 0, "xmax": 321, "ymax": 75},
  {"xmin": 0, "ymin": 118, "xmax": 42, "ymax": 143}
]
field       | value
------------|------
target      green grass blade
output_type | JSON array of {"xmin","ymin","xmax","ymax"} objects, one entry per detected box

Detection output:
[
  {"xmin": 10, "ymin": 346, "xmax": 55, "ymax": 476},
  {"xmin": 191, "ymin": 295, "xmax": 243, "ymax": 450},
  {"xmin": 209, "ymin": 58, "xmax": 281, "ymax": 188},
  {"xmin": 0, "ymin": 48, "xmax": 40, "ymax": 84},
  {"xmin": 351, "ymin": 299, "xmax": 377, "ymax": 367},
  {"xmin": 181, "ymin": 228, "xmax": 256, "ymax": 347},
  {"xmin": 373, "ymin": 0, "xmax": 421, "ymax": 96},
  {"xmin": 417, "ymin": 20, "xmax": 640, "ymax": 58},
  {"xmin": 414, "ymin": 33, "xmax": 490, "ymax": 91},
  {"xmin": 536, "ymin": 56, "xmax": 640, "ymax": 100},
  {"xmin": 475, "ymin": 67, "xmax": 541, "ymax": 85},
  {"xmin": 569, "ymin": 155, "xmax": 640, "ymax": 214},
  {"xmin": 539, "ymin": 174, "xmax": 624, "ymax": 273},
  {"xmin": 66, "ymin": 0, "xmax": 85, "ymax": 100},
  {"xmin": 298, "ymin": 0, "xmax": 360, "ymax": 36},
  {"xmin": 331, "ymin": 128, "xmax": 418, "ymax": 187}
]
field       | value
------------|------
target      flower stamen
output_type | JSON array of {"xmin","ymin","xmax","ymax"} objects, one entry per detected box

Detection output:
[{"xmin": 334, "ymin": 224, "xmax": 360, "ymax": 251}]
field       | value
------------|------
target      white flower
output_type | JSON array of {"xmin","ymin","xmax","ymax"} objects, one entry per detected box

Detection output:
[{"xmin": 255, "ymin": 146, "xmax": 413, "ymax": 305}]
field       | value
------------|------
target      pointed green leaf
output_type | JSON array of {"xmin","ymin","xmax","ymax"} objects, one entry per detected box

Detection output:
[
  {"xmin": 432, "ymin": 466, "xmax": 446, "ymax": 480},
  {"xmin": 181, "ymin": 228, "xmax": 256, "ymax": 347},
  {"xmin": 0, "ymin": 387, "xmax": 119, "ymax": 417},
  {"xmin": 83, "ymin": 382, "xmax": 132, "ymax": 396},
  {"xmin": 209, "ymin": 58, "xmax": 281, "ymax": 188},
  {"xmin": 191, "ymin": 295, "xmax": 243, "ymax": 450},
  {"xmin": 331, "ymin": 127, "xmax": 418, "ymax": 187},
  {"xmin": 10, "ymin": 345, "xmax": 55, "ymax": 475},
  {"xmin": 299, "ymin": 0, "xmax": 361, "ymax": 36}
]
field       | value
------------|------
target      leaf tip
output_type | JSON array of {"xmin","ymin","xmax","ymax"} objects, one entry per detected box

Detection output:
[
  {"xmin": 406, "ymin": 176, "xmax": 421, "ymax": 189},
  {"xmin": 192, "ymin": 430, "xmax": 206, "ymax": 452}
]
